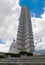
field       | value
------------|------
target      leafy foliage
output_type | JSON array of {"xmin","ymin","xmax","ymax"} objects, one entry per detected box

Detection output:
[
  {"xmin": 19, "ymin": 50, "xmax": 33, "ymax": 56},
  {"xmin": 5, "ymin": 53, "xmax": 20, "ymax": 57},
  {"xmin": 27, "ymin": 52, "xmax": 33, "ymax": 56},
  {"xmin": 0, "ymin": 55, "xmax": 5, "ymax": 58},
  {"xmin": 0, "ymin": 51, "xmax": 33, "ymax": 58},
  {"xmin": 19, "ymin": 50, "xmax": 27, "ymax": 55}
]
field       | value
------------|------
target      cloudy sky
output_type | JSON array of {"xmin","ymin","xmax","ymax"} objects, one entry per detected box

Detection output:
[{"xmin": 0, "ymin": 0, "xmax": 45, "ymax": 52}]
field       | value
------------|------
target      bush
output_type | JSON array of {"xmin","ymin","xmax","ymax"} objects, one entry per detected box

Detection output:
[
  {"xmin": 19, "ymin": 50, "xmax": 27, "ymax": 55},
  {"xmin": 19, "ymin": 50, "xmax": 33, "ymax": 56},
  {"xmin": 4, "ymin": 51, "xmax": 33, "ymax": 57},
  {"xmin": 11, "ymin": 53, "xmax": 20, "ymax": 57},
  {"xmin": 5, "ymin": 53, "xmax": 12, "ymax": 55},
  {"xmin": 27, "ymin": 52, "xmax": 33, "ymax": 56},
  {"xmin": 0, "ymin": 55, "xmax": 5, "ymax": 58},
  {"xmin": 5, "ymin": 53, "xmax": 20, "ymax": 57}
]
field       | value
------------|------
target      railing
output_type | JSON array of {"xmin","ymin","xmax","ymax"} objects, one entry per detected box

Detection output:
[{"xmin": 0, "ymin": 56, "xmax": 45, "ymax": 64}]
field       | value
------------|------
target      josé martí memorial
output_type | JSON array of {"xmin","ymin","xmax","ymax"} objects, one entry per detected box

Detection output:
[{"xmin": 0, "ymin": 6, "xmax": 45, "ymax": 65}]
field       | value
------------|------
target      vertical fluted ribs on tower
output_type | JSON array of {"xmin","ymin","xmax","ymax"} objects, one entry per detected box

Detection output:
[{"xmin": 16, "ymin": 6, "xmax": 35, "ymax": 53}]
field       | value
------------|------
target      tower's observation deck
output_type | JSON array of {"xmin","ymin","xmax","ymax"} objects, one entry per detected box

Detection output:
[{"xmin": 16, "ymin": 6, "xmax": 35, "ymax": 53}]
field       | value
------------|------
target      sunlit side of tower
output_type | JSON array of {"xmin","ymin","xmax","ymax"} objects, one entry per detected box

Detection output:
[{"xmin": 16, "ymin": 6, "xmax": 35, "ymax": 53}]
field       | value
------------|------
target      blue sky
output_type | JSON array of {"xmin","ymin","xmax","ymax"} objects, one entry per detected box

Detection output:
[
  {"xmin": 19, "ymin": 0, "xmax": 45, "ymax": 17},
  {"xmin": 0, "ymin": 38, "xmax": 5, "ymax": 44}
]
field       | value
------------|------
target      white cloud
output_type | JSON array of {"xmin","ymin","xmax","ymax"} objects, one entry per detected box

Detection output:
[
  {"xmin": 0, "ymin": 0, "xmax": 21, "ymax": 52},
  {"xmin": 31, "ymin": 11, "xmax": 45, "ymax": 50},
  {"xmin": 0, "ymin": 40, "xmax": 11, "ymax": 52}
]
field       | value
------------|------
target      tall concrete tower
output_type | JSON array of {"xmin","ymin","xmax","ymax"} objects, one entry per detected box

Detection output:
[{"xmin": 16, "ymin": 6, "xmax": 35, "ymax": 53}]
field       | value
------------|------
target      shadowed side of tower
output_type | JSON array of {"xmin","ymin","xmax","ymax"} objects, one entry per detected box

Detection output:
[
  {"xmin": 9, "ymin": 39, "xmax": 17, "ymax": 53},
  {"xmin": 16, "ymin": 6, "xmax": 35, "ymax": 53}
]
